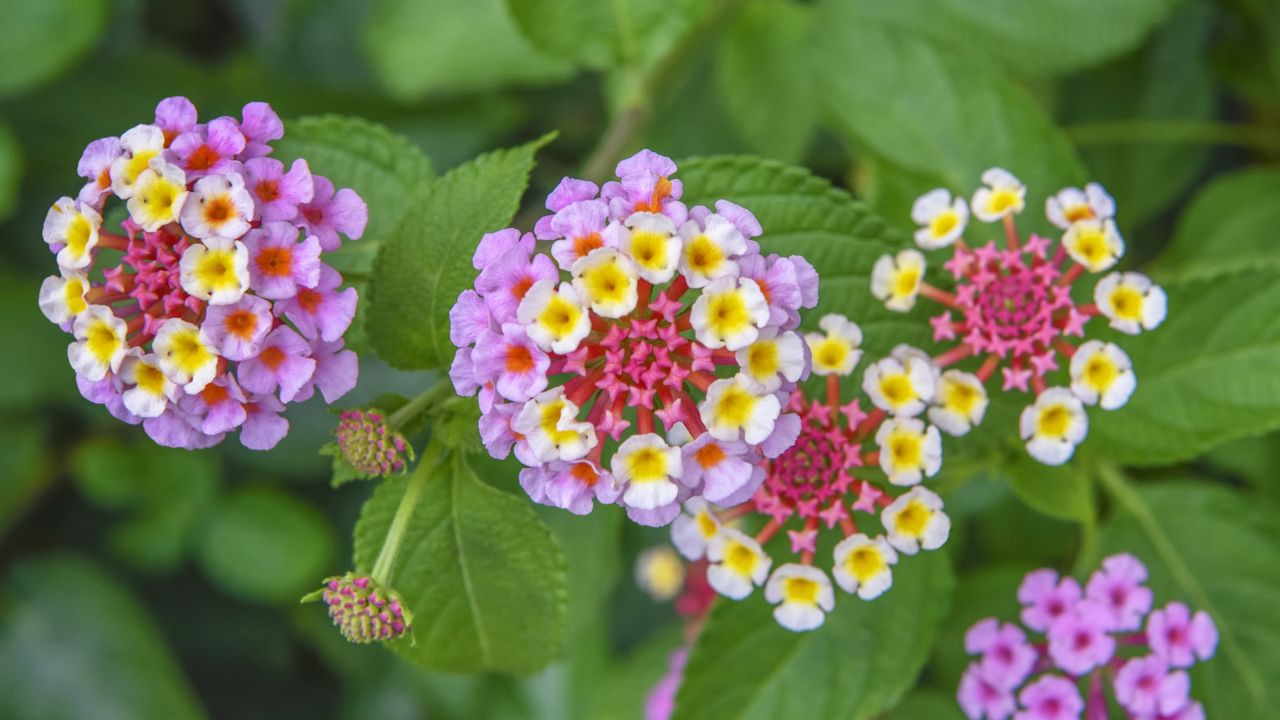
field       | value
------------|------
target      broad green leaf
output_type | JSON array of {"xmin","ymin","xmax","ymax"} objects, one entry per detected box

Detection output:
[
  {"xmin": 676, "ymin": 155, "xmax": 926, "ymax": 356},
  {"xmin": 1002, "ymin": 456, "xmax": 1095, "ymax": 523},
  {"xmin": 273, "ymin": 115, "xmax": 434, "ymax": 352},
  {"xmin": 352, "ymin": 452, "xmax": 568, "ymax": 673},
  {"xmin": 504, "ymin": 0, "xmax": 710, "ymax": 70},
  {"xmin": 1099, "ymin": 477, "xmax": 1280, "ymax": 720},
  {"xmin": 367, "ymin": 134, "xmax": 553, "ymax": 370},
  {"xmin": 71, "ymin": 438, "xmax": 219, "ymax": 572},
  {"xmin": 363, "ymin": 0, "xmax": 572, "ymax": 100},
  {"xmin": 1063, "ymin": 0, "xmax": 1217, "ymax": 229},
  {"xmin": 0, "ymin": 419, "xmax": 50, "ymax": 535},
  {"xmin": 0, "ymin": 554, "xmax": 205, "ymax": 720},
  {"xmin": 0, "ymin": 272, "xmax": 77, "ymax": 410},
  {"xmin": 857, "ymin": 0, "xmax": 1181, "ymax": 78},
  {"xmin": 714, "ymin": 0, "xmax": 816, "ymax": 162},
  {"xmin": 1089, "ymin": 268, "xmax": 1280, "ymax": 465},
  {"xmin": 197, "ymin": 488, "xmax": 336, "ymax": 604},
  {"xmin": 274, "ymin": 115, "xmax": 434, "ymax": 248},
  {"xmin": 0, "ymin": 0, "xmax": 107, "ymax": 97},
  {"xmin": 672, "ymin": 551, "xmax": 953, "ymax": 720},
  {"xmin": 931, "ymin": 563, "xmax": 1034, "ymax": 691},
  {"xmin": 885, "ymin": 691, "xmax": 964, "ymax": 720},
  {"xmin": 1202, "ymin": 432, "xmax": 1280, "ymax": 504},
  {"xmin": 811, "ymin": 0, "xmax": 1085, "ymax": 228},
  {"xmin": 1151, "ymin": 167, "xmax": 1280, "ymax": 282},
  {"xmin": 0, "ymin": 121, "xmax": 19, "ymax": 221}
]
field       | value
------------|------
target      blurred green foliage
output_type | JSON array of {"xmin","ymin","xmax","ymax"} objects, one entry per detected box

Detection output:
[{"xmin": 2, "ymin": 0, "xmax": 1280, "ymax": 718}]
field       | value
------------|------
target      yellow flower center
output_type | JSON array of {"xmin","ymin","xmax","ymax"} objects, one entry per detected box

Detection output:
[
  {"xmin": 880, "ymin": 373, "xmax": 915, "ymax": 407},
  {"xmin": 65, "ymin": 214, "xmax": 94, "ymax": 257},
  {"xmin": 629, "ymin": 230, "xmax": 670, "ymax": 271},
  {"xmin": 888, "ymin": 430, "xmax": 922, "ymax": 468},
  {"xmin": 86, "ymin": 319, "xmax": 121, "ymax": 365},
  {"xmin": 943, "ymin": 379, "xmax": 979, "ymax": 415},
  {"xmin": 685, "ymin": 234, "xmax": 724, "ymax": 274},
  {"xmin": 813, "ymin": 338, "xmax": 848, "ymax": 371},
  {"xmin": 195, "ymin": 248, "xmax": 241, "ymax": 291},
  {"xmin": 746, "ymin": 340, "xmax": 780, "ymax": 379},
  {"xmin": 626, "ymin": 447, "xmax": 669, "ymax": 483},
  {"xmin": 64, "ymin": 278, "xmax": 88, "ymax": 315},
  {"xmin": 714, "ymin": 383, "xmax": 757, "ymax": 428},
  {"xmin": 1084, "ymin": 354, "xmax": 1118, "ymax": 391},
  {"xmin": 893, "ymin": 267, "xmax": 920, "ymax": 298},
  {"xmin": 1037, "ymin": 404, "xmax": 1072, "ymax": 438},
  {"xmin": 168, "ymin": 330, "xmax": 213, "ymax": 375},
  {"xmin": 930, "ymin": 210, "xmax": 958, "ymax": 239},
  {"xmin": 1064, "ymin": 204, "xmax": 1094, "ymax": 223},
  {"xmin": 705, "ymin": 290, "xmax": 751, "ymax": 337},
  {"xmin": 724, "ymin": 541, "xmax": 758, "ymax": 575},
  {"xmin": 988, "ymin": 189, "xmax": 1020, "ymax": 214},
  {"xmin": 1109, "ymin": 286, "xmax": 1144, "ymax": 321},
  {"xmin": 696, "ymin": 510, "xmax": 718, "ymax": 538},
  {"xmin": 123, "ymin": 149, "xmax": 159, "ymax": 185},
  {"xmin": 847, "ymin": 546, "xmax": 886, "ymax": 582},
  {"xmin": 134, "ymin": 361, "xmax": 167, "ymax": 395},
  {"xmin": 782, "ymin": 576, "xmax": 819, "ymax": 604},
  {"xmin": 580, "ymin": 260, "xmax": 631, "ymax": 306},
  {"xmin": 1070, "ymin": 227, "xmax": 1108, "ymax": 265},
  {"xmin": 894, "ymin": 500, "xmax": 931, "ymax": 537},
  {"xmin": 537, "ymin": 294, "xmax": 582, "ymax": 338}
]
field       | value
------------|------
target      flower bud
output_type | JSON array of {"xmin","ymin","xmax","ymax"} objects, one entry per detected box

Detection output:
[
  {"xmin": 334, "ymin": 409, "xmax": 410, "ymax": 478},
  {"xmin": 312, "ymin": 572, "xmax": 411, "ymax": 644}
]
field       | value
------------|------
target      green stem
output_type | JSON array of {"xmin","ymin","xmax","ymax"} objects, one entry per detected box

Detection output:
[
  {"xmin": 388, "ymin": 379, "xmax": 453, "ymax": 431},
  {"xmin": 579, "ymin": 0, "xmax": 746, "ymax": 183},
  {"xmin": 370, "ymin": 440, "xmax": 446, "ymax": 586},
  {"xmin": 1065, "ymin": 120, "xmax": 1280, "ymax": 152}
]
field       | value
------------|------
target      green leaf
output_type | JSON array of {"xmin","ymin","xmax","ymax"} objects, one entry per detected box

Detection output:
[
  {"xmin": 811, "ymin": 1, "xmax": 1085, "ymax": 226},
  {"xmin": 672, "ymin": 551, "xmax": 954, "ymax": 720},
  {"xmin": 0, "ymin": 0, "xmax": 107, "ymax": 97},
  {"xmin": 273, "ymin": 115, "xmax": 435, "ymax": 352},
  {"xmin": 274, "ymin": 115, "xmax": 434, "ymax": 247},
  {"xmin": 1152, "ymin": 167, "xmax": 1280, "ymax": 283},
  {"xmin": 197, "ymin": 488, "xmax": 336, "ymax": 604},
  {"xmin": 367, "ymin": 134, "xmax": 554, "ymax": 370},
  {"xmin": 0, "ymin": 272, "xmax": 78, "ymax": 410},
  {"xmin": 1002, "ymin": 455, "xmax": 1095, "ymax": 523},
  {"xmin": 676, "ymin": 155, "xmax": 927, "ymax": 356},
  {"xmin": 0, "ymin": 419, "xmax": 50, "ymax": 535},
  {"xmin": 713, "ymin": 0, "xmax": 816, "ymax": 162},
  {"xmin": 884, "ymin": 691, "xmax": 965, "ymax": 720},
  {"xmin": 1063, "ymin": 0, "xmax": 1218, "ymax": 228},
  {"xmin": 858, "ymin": 0, "xmax": 1181, "ymax": 78},
  {"xmin": 504, "ymin": 0, "xmax": 710, "ymax": 70},
  {"xmin": 931, "ymin": 563, "xmax": 1034, "ymax": 691},
  {"xmin": 1099, "ymin": 475, "xmax": 1280, "ymax": 720},
  {"xmin": 363, "ymin": 0, "xmax": 572, "ymax": 100},
  {"xmin": 70, "ymin": 438, "xmax": 219, "ymax": 572},
  {"xmin": 0, "ymin": 121, "xmax": 20, "ymax": 221},
  {"xmin": 0, "ymin": 554, "xmax": 205, "ymax": 720},
  {"xmin": 1089, "ymin": 268, "xmax": 1280, "ymax": 465},
  {"xmin": 352, "ymin": 452, "xmax": 568, "ymax": 673}
]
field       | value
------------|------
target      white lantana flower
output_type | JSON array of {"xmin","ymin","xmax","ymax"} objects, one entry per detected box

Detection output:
[
  {"xmin": 765, "ymin": 564, "xmax": 835, "ymax": 632},
  {"xmin": 1069, "ymin": 340, "xmax": 1136, "ymax": 410},
  {"xmin": 706, "ymin": 528, "xmax": 770, "ymax": 600},
  {"xmin": 832, "ymin": 534, "xmax": 898, "ymax": 600},
  {"xmin": 912, "ymin": 189, "xmax": 969, "ymax": 250},
  {"xmin": 1019, "ymin": 388, "xmax": 1089, "ymax": 466},
  {"xmin": 871, "ymin": 249, "xmax": 926, "ymax": 312},
  {"xmin": 805, "ymin": 314, "xmax": 863, "ymax": 376}
]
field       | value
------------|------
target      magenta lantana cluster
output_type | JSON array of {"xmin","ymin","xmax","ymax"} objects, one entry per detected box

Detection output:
[
  {"xmin": 38, "ymin": 96, "xmax": 367, "ymax": 450},
  {"xmin": 449, "ymin": 150, "xmax": 819, "ymax": 526},
  {"xmin": 872, "ymin": 169, "xmax": 1168, "ymax": 465},
  {"xmin": 669, "ymin": 315, "xmax": 953, "ymax": 632},
  {"xmin": 959, "ymin": 555, "xmax": 1217, "ymax": 720}
]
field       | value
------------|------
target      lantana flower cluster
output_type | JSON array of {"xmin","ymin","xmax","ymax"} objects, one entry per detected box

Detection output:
[
  {"xmin": 959, "ymin": 555, "xmax": 1217, "ymax": 720},
  {"xmin": 871, "ymin": 169, "xmax": 1167, "ymax": 465},
  {"xmin": 449, "ymin": 150, "xmax": 819, "ymax": 526},
  {"xmin": 669, "ymin": 314, "xmax": 955, "ymax": 632},
  {"xmin": 38, "ymin": 96, "xmax": 367, "ymax": 449}
]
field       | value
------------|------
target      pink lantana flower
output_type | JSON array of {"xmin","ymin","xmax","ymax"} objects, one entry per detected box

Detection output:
[
  {"xmin": 958, "ymin": 554, "xmax": 1217, "ymax": 720},
  {"xmin": 38, "ymin": 96, "xmax": 366, "ymax": 450},
  {"xmin": 449, "ymin": 150, "xmax": 819, "ymax": 527}
]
